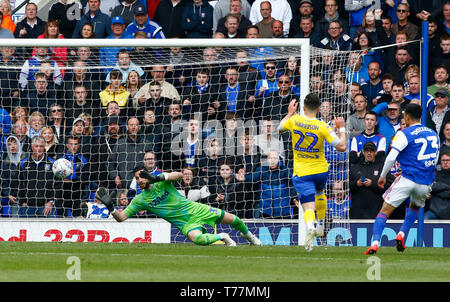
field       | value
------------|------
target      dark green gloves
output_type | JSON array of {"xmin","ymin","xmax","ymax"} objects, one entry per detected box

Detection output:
[
  {"xmin": 95, "ymin": 187, "xmax": 114, "ymax": 213},
  {"xmin": 139, "ymin": 170, "xmax": 167, "ymax": 184}
]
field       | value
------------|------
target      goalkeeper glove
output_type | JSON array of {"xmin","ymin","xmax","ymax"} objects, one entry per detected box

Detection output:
[
  {"xmin": 95, "ymin": 187, "xmax": 115, "ymax": 213},
  {"xmin": 139, "ymin": 170, "xmax": 168, "ymax": 184}
]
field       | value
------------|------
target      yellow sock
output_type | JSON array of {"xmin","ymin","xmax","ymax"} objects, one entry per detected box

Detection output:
[
  {"xmin": 315, "ymin": 192, "xmax": 327, "ymax": 220},
  {"xmin": 304, "ymin": 209, "xmax": 316, "ymax": 230}
]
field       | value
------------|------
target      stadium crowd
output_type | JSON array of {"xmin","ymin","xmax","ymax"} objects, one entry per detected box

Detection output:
[{"xmin": 0, "ymin": 0, "xmax": 449, "ymax": 222}]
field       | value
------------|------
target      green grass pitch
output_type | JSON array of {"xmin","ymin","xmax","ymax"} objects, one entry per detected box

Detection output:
[{"xmin": 0, "ymin": 242, "xmax": 449, "ymax": 282}]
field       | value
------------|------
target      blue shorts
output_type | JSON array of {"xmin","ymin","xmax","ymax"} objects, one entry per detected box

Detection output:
[{"xmin": 292, "ymin": 172, "xmax": 329, "ymax": 204}]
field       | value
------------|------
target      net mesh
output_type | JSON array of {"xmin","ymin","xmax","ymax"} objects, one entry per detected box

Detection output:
[{"xmin": 0, "ymin": 41, "xmax": 360, "ymax": 246}]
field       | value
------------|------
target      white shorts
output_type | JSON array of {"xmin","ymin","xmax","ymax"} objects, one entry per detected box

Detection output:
[{"xmin": 382, "ymin": 175, "xmax": 432, "ymax": 209}]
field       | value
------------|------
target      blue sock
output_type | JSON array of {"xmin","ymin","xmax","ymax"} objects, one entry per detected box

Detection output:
[
  {"xmin": 400, "ymin": 208, "xmax": 419, "ymax": 236},
  {"xmin": 373, "ymin": 213, "xmax": 388, "ymax": 242}
]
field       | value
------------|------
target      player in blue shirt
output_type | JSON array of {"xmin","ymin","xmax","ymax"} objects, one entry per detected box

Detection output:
[{"xmin": 366, "ymin": 103, "xmax": 440, "ymax": 254}]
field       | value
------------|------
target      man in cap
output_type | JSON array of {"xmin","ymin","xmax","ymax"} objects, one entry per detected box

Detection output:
[
  {"xmin": 125, "ymin": 4, "xmax": 166, "ymax": 38},
  {"xmin": 427, "ymin": 88, "xmax": 449, "ymax": 135},
  {"xmin": 349, "ymin": 141, "xmax": 395, "ymax": 219},
  {"xmin": 100, "ymin": 16, "xmax": 133, "ymax": 74}
]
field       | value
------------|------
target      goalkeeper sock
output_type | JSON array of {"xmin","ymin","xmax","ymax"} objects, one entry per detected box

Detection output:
[
  {"xmin": 304, "ymin": 209, "xmax": 316, "ymax": 230},
  {"xmin": 372, "ymin": 212, "xmax": 388, "ymax": 245},
  {"xmin": 193, "ymin": 233, "xmax": 221, "ymax": 246},
  {"xmin": 399, "ymin": 208, "xmax": 419, "ymax": 237},
  {"xmin": 231, "ymin": 215, "xmax": 249, "ymax": 235},
  {"xmin": 315, "ymin": 191, "xmax": 327, "ymax": 224}
]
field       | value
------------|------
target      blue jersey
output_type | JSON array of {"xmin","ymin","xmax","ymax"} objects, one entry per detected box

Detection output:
[
  {"xmin": 350, "ymin": 132, "xmax": 386, "ymax": 153},
  {"xmin": 390, "ymin": 124, "xmax": 440, "ymax": 185}
]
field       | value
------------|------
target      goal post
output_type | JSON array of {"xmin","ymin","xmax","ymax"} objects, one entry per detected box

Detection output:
[{"xmin": 0, "ymin": 37, "xmax": 357, "ymax": 246}]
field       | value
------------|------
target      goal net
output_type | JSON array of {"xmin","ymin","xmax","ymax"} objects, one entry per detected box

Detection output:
[{"xmin": 0, "ymin": 38, "xmax": 358, "ymax": 246}]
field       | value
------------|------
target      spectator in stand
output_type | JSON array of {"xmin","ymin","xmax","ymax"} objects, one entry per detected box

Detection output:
[
  {"xmin": 405, "ymin": 75, "xmax": 435, "ymax": 112},
  {"xmin": 108, "ymin": 117, "xmax": 154, "ymax": 190},
  {"xmin": 249, "ymin": 0, "xmax": 292, "ymax": 37},
  {"xmin": 439, "ymin": 121, "xmax": 450, "ymax": 157},
  {"xmin": 0, "ymin": 12, "xmax": 13, "ymax": 38},
  {"xmin": 318, "ymin": 20, "xmax": 352, "ymax": 50},
  {"xmin": 160, "ymin": 102, "xmax": 185, "ymax": 171},
  {"xmin": 348, "ymin": 93, "xmax": 368, "ymax": 139},
  {"xmin": 99, "ymin": 16, "xmax": 133, "ymax": 75},
  {"xmin": 140, "ymin": 109, "xmax": 163, "ymax": 153},
  {"xmin": 207, "ymin": 159, "xmax": 245, "ymax": 217},
  {"xmin": 262, "ymin": 74, "xmax": 298, "ymax": 121},
  {"xmin": 350, "ymin": 110, "xmax": 386, "ymax": 164},
  {"xmin": 254, "ymin": 60, "xmax": 279, "ymax": 110},
  {"xmin": 48, "ymin": 0, "xmax": 83, "ymax": 40},
  {"xmin": 125, "ymin": 3, "xmax": 165, "ymax": 38},
  {"xmin": 32, "ymin": 20, "xmax": 68, "ymax": 68},
  {"xmin": 386, "ymin": 46, "xmax": 412, "ymax": 84},
  {"xmin": 10, "ymin": 119, "xmax": 31, "ymax": 154},
  {"xmin": 345, "ymin": 1, "xmax": 380, "ymax": 39},
  {"xmin": 349, "ymin": 141, "xmax": 394, "ymax": 219},
  {"xmin": 18, "ymin": 47, "xmax": 62, "ymax": 93},
  {"xmin": 237, "ymin": 150, "xmax": 296, "ymax": 218},
  {"xmin": 152, "ymin": 0, "xmax": 188, "ymax": 38},
  {"xmin": 217, "ymin": 66, "xmax": 253, "ymax": 121},
  {"xmin": 181, "ymin": 69, "xmax": 220, "ymax": 122},
  {"xmin": 56, "ymin": 135, "xmax": 89, "ymax": 217},
  {"xmin": 217, "ymin": 0, "xmax": 252, "ymax": 38},
  {"xmin": 392, "ymin": 2, "xmax": 419, "ymax": 40},
  {"xmin": 14, "ymin": 3, "xmax": 46, "ymax": 57},
  {"xmin": 97, "ymin": 115, "xmax": 124, "ymax": 188},
  {"xmin": 198, "ymin": 138, "xmax": 225, "ymax": 183},
  {"xmin": 427, "ymin": 88, "xmax": 449, "ymax": 134},
  {"xmin": 289, "ymin": 0, "xmax": 316, "ymax": 38},
  {"xmin": 428, "ymin": 64, "xmax": 450, "ymax": 96},
  {"xmin": 344, "ymin": 52, "xmax": 369, "ymax": 86},
  {"xmin": 430, "ymin": 34, "xmax": 450, "ymax": 81},
  {"xmin": 316, "ymin": 0, "xmax": 349, "ymax": 38},
  {"xmin": 270, "ymin": 20, "xmax": 285, "ymax": 38},
  {"xmin": 64, "ymin": 60, "xmax": 101, "ymax": 106},
  {"xmin": 105, "ymin": 49, "xmax": 145, "ymax": 84},
  {"xmin": 133, "ymin": 64, "xmax": 181, "ymax": 105},
  {"xmin": 255, "ymin": 1, "xmax": 275, "ymax": 38},
  {"xmin": 424, "ymin": 151, "xmax": 450, "ymax": 220},
  {"xmin": 27, "ymin": 111, "xmax": 45, "ymax": 139},
  {"xmin": 213, "ymin": 0, "xmax": 251, "ymax": 33},
  {"xmin": 374, "ymin": 8, "xmax": 395, "ymax": 46},
  {"xmin": 111, "ymin": 0, "xmax": 142, "ymax": 26},
  {"xmin": 290, "ymin": 15, "xmax": 321, "ymax": 45},
  {"xmin": 220, "ymin": 14, "xmax": 243, "ymax": 39},
  {"xmin": 181, "ymin": 116, "xmax": 202, "ymax": 168},
  {"xmin": 0, "ymin": 135, "xmax": 25, "ymax": 217},
  {"xmin": 133, "ymin": 80, "xmax": 172, "ymax": 125},
  {"xmin": 17, "ymin": 135, "xmax": 58, "ymax": 217},
  {"xmin": 23, "ymin": 73, "xmax": 57, "ymax": 118},
  {"xmin": 234, "ymin": 48, "xmax": 261, "ymax": 95},
  {"xmin": 100, "ymin": 70, "xmax": 132, "ymax": 115},
  {"xmin": 222, "ymin": 113, "xmax": 244, "ymax": 158},
  {"xmin": 0, "ymin": 47, "xmax": 20, "ymax": 112},
  {"xmin": 354, "ymin": 31, "xmax": 384, "ymax": 71},
  {"xmin": 181, "ymin": 0, "xmax": 213, "ymax": 38},
  {"xmin": 66, "ymin": 84, "xmax": 102, "ymax": 127},
  {"xmin": 371, "ymin": 99, "xmax": 402, "ymax": 150},
  {"xmin": 41, "ymin": 126, "xmax": 64, "ymax": 159},
  {"xmin": 72, "ymin": 0, "xmax": 112, "ymax": 38},
  {"xmin": 361, "ymin": 61, "xmax": 383, "ymax": 107},
  {"xmin": 0, "ymin": 0, "xmax": 15, "ymax": 34},
  {"xmin": 48, "ymin": 103, "xmax": 70, "ymax": 144},
  {"xmin": 373, "ymin": 73, "xmax": 395, "ymax": 106},
  {"xmin": 124, "ymin": 70, "xmax": 143, "ymax": 100},
  {"xmin": 436, "ymin": 1, "xmax": 450, "ymax": 36},
  {"xmin": 255, "ymin": 117, "xmax": 285, "ymax": 165},
  {"xmin": 176, "ymin": 167, "xmax": 210, "ymax": 203}
]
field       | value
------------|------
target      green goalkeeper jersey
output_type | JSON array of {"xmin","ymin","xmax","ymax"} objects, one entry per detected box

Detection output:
[{"xmin": 123, "ymin": 180, "xmax": 224, "ymax": 235}]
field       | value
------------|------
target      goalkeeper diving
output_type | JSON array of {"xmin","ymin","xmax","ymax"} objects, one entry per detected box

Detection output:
[{"xmin": 95, "ymin": 166, "xmax": 262, "ymax": 246}]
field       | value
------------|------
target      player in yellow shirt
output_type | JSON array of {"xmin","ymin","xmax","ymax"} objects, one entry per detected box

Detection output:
[{"xmin": 280, "ymin": 93, "xmax": 346, "ymax": 251}]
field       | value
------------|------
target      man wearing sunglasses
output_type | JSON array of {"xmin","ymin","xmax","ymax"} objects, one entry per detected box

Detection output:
[{"xmin": 392, "ymin": 2, "xmax": 418, "ymax": 40}]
